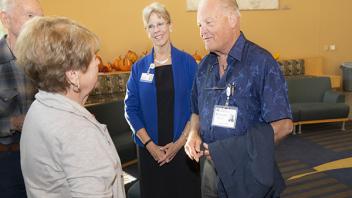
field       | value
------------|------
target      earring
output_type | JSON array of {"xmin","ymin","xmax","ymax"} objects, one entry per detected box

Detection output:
[
  {"xmin": 72, "ymin": 83, "xmax": 80, "ymax": 93},
  {"xmin": 70, "ymin": 81, "xmax": 81, "ymax": 93}
]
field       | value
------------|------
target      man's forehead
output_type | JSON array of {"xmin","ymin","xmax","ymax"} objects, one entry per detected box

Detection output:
[
  {"xmin": 21, "ymin": 0, "xmax": 42, "ymax": 13},
  {"xmin": 198, "ymin": 2, "xmax": 221, "ymax": 17},
  {"xmin": 197, "ymin": 8, "xmax": 220, "ymax": 21},
  {"xmin": 18, "ymin": 0, "xmax": 40, "ymax": 9}
]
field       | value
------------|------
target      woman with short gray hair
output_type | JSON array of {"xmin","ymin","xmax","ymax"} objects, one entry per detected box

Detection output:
[{"xmin": 16, "ymin": 16, "xmax": 125, "ymax": 198}]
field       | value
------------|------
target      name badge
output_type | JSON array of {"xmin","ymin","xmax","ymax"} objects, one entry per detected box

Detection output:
[
  {"xmin": 211, "ymin": 105, "xmax": 238, "ymax": 129},
  {"xmin": 140, "ymin": 73, "xmax": 154, "ymax": 83}
]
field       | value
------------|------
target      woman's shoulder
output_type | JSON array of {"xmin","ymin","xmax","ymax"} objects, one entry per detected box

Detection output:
[
  {"xmin": 132, "ymin": 53, "xmax": 152, "ymax": 71},
  {"xmin": 172, "ymin": 46, "xmax": 194, "ymax": 59}
]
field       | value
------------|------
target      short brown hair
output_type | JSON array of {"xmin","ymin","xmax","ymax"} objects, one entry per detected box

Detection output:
[{"xmin": 15, "ymin": 16, "xmax": 100, "ymax": 93}]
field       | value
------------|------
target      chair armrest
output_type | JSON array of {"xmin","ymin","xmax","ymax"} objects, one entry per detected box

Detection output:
[{"xmin": 323, "ymin": 90, "xmax": 345, "ymax": 103}]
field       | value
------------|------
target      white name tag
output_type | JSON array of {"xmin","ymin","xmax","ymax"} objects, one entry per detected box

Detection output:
[
  {"xmin": 211, "ymin": 105, "xmax": 238, "ymax": 129},
  {"xmin": 140, "ymin": 73, "xmax": 154, "ymax": 83}
]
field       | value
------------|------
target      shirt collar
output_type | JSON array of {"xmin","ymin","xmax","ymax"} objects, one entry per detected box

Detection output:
[
  {"xmin": 0, "ymin": 35, "xmax": 16, "ymax": 64},
  {"xmin": 207, "ymin": 32, "xmax": 246, "ymax": 63},
  {"xmin": 228, "ymin": 32, "xmax": 246, "ymax": 62},
  {"xmin": 35, "ymin": 90, "xmax": 96, "ymax": 121}
]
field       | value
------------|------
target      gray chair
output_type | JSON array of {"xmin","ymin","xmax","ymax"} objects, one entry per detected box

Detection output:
[
  {"xmin": 86, "ymin": 100, "xmax": 137, "ymax": 164},
  {"xmin": 286, "ymin": 76, "xmax": 349, "ymax": 134},
  {"xmin": 127, "ymin": 181, "xmax": 140, "ymax": 198}
]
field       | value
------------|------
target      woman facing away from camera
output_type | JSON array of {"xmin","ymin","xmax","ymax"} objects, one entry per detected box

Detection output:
[{"xmin": 16, "ymin": 16, "xmax": 125, "ymax": 198}]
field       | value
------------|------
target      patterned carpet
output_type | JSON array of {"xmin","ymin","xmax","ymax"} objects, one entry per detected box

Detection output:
[{"xmin": 276, "ymin": 123, "xmax": 352, "ymax": 198}]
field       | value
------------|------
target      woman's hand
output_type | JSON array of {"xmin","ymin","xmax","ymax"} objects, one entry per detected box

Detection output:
[
  {"xmin": 136, "ymin": 128, "xmax": 167, "ymax": 164},
  {"xmin": 146, "ymin": 141, "xmax": 166, "ymax": 163},
  {"xmin": 158, "ymin": 140, "xmax": 183, "ymax": 166}
]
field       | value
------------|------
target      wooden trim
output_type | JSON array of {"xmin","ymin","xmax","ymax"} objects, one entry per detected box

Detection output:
[
  {"xmin": 295, "ymin": 118, "xmax": 349, "ymax": 125},
  {"xmin": 122, "ymin": 159, "xmax": 138, "ymax": 168}
]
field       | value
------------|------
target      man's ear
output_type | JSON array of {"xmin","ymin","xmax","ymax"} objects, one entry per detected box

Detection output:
[
  {"xmin": 0, "ymin": 11, "xmax": 10, "ymax": 30},
  {"xmin": 227, "ymin": 13, "xmax": 239, "ymax": 28}
]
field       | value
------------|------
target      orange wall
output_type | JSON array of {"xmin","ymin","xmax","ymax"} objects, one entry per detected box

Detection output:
[
  {"xmin": 241, "ymin": 0, "xmax": 352, "ymax": 75},
  {"xmin": 36, "ymin": 0, "xmax": 352, "ymax": 75},
  {"xmin": 39, "ymin": 0, "xmax": 204, "ymax": 64}
]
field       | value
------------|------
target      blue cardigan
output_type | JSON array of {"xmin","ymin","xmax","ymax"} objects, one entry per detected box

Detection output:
[{"xmin": 124, "ymin": 46, "xmax": 197, "ymax": 147}]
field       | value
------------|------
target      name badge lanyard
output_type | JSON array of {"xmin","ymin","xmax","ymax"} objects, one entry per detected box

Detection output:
[
  {"xmin": 211, "ymin": 82, "xmax": 237, "ymax": 129},
  {"xmin": 204, "ymin": 60, "xmax": 238, "ymax": 129},
  {"xmin": 147, "ymin": 63, "xmax": 155, "ymax": 73},
  {"xmin": 225, "ymin": 82, "xmax": 236, "ymax": 106},
  {"xmin": 140, "ymin": 63, "xmax": 155, "ymax": 83}
]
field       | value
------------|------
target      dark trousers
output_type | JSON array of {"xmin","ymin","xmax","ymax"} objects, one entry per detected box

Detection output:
[
  {"xmin": 201, "ymin": 158, "xmax": 229, "ymax": 198},
  {"xmin": 0, "ymin": 133, "xmax": 26, "ymax": 198},
  {"xmin": 0, "ymin": 151, "xmax": 27, "ymax": 198}
]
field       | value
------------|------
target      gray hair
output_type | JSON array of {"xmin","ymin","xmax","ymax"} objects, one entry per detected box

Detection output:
[
  {"xmin": 221, "ymin": 0, "xmax": 241, "ymax": 16},
  {"xmin": 142, "ymin": 2, "xmax": 171, "ymax": 27},
  {"xmin": 199, "ymin": 0, "xmax": 240, "ymax": 16}
]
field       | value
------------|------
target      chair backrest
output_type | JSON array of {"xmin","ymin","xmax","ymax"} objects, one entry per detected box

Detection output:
[
  {"xmin": 278, "ymin": 59, "xmax": 305, "ymax": 76},
  {"xmin": 286, "ymin": 76, "xmax": 331, "ymax": 103},
  {"xmin": 86, "ymin": 100, "xmax": 131, "ymax": 135}
]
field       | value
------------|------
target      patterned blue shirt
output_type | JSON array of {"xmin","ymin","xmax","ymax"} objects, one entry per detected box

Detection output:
[{"xmin": 191, "ymin": 33, "xmax": 292, "ymax": 143}]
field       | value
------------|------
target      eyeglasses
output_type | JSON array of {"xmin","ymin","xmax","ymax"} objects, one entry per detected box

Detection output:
[{"xmin": 146, "ymin": 22, "xmax": 168, "ymax": 31}]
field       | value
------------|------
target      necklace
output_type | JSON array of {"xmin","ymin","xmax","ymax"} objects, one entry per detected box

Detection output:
[{"xmin": 154, "ymin": 57, "xmax": 169, "ymax": 65}]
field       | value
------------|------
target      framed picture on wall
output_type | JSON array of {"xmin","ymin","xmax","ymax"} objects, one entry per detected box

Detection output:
[
  {"xmin": 239, "ymin": 0, "xmax": 279, "ymax": 10},
  {"xmin": 186, "ymin": 0, "xmax": 200, "ymax": 11},
  {"xmin": 186, "ymin": 0, "xmax": 279, "ymax": 11}
]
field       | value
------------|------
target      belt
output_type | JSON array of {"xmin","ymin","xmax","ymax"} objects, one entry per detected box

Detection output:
[
  {"xmin": 0, "ymin": 131, "xmax": 21, "ymax": 145},
  {"xmin": 0, "ymin": 143, "xmax": 20, "ymax": 152}
]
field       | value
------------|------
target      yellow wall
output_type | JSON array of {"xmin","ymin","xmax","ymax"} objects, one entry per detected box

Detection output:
[
  {"xmin": 38, "ymin": 0, "xmax": 352, "ymax": 75},
  {"xmin": 39, "ymin": 0, "xmax": 204, "ymax": 64}
]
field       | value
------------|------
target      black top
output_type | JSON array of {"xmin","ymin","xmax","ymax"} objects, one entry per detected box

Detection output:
[{"xmin": 155, "ymin": 64, "xmax": 174, "ymax": 145}]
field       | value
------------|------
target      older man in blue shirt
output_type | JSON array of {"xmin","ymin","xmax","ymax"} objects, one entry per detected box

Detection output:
[{"xmin": 185, "ymin": 0, "xmax": 293, "ymax": 197}]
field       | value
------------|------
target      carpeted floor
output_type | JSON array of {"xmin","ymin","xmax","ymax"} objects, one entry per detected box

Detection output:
[
  {"xmin": 276, "ymin": 123, "xmax": 352, "ymax": 198},
  {"xmin": 124, "ymin": 123, "xmax": 352, "ymax": 197}
]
